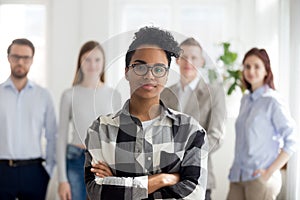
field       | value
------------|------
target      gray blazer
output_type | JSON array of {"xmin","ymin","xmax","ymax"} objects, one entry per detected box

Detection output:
[{"xmin": 161, "ymin": 78, "xmax": 226, "ymax": 189}]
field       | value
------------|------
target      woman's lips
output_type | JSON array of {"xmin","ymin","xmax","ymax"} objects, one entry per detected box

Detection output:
[{"xmin": 141, "ymin": 83, "xmax": 156, "ymax": 90}]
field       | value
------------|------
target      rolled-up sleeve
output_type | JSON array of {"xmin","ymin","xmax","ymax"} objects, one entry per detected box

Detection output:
[{"xmin": 272, "ymin": 100, "xmax": 298, "ymax": 155}]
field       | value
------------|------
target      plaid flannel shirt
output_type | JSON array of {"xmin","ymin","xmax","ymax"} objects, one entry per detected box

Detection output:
[{"xmin": 85, "ymin": 100, "xmax": 208, "ymax": 200}]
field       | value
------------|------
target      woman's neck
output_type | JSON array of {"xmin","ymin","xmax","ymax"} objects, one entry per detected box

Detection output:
[
  {"xmin": 251, "ymin": 83, "xmax": 264, "ymax": 92},
  {"xmin": 80, "ymin": 78, "xmax": 103, "ymax": 89},
  {"xmin": 129, "ymin": 97, "xmax": 161, "ymax": 121}
]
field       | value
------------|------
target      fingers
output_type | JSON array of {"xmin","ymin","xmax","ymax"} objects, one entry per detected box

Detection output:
[
  {"xmin": 253, "ymin": 169, "xmax": 265, "ymax": 177},
  {"xmin": 59, "ymin": 192, "xmax": 71, "ymax": 200},
  {"xmin": 252, "ymin": 169, "xmax": 260, "ymax": 176},
  {"xmin": 91, "ymin": 168, "xmax": 111, "ymax": 177},
  {"xmin": 58, "ymin": 183, "xmax": 72, "ymax": 200},
  {"xmin": 91, "ymin": 162, "xmax": 113, "ymax": 177},
  {"xmin": 67, "ymin": 191, "xmax": 72, "ymax": 200}
]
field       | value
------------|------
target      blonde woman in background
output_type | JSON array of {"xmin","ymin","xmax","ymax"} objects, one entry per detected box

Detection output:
[{"xmin": 57, "ymin": 41, "xmax": 121, "ymax": 200}]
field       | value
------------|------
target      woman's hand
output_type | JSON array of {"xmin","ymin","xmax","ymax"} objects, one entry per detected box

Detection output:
[
  {"xmin": 253, "ymin": 169, "xmax": 271, "ymax": 182},
  {"xmin": 162, "ymin": 173, "xmax": 180, "ymax": 186},
  {"xmin": 58, "ymin": 182, "xmax": 72, "ymax": 200},
  {"xmin": 148, "ymin": 173, "xmax": 180, "ymax": 194},
  {"xmin": 91, "ymin": 161, "xmax": 113, "ymax": 178}
]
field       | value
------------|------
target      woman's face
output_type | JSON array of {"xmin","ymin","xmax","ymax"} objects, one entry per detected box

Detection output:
[
  {"xmin": 243, "ymin": 55, "xmax": 267, "ymax": 91},
  {"xmin": 126, "ymin": 45, "xmax": 168, "ymax": 100},
  {"xmin": 80, "ymin": 48, "xmax": 104, "ymax": 81}
]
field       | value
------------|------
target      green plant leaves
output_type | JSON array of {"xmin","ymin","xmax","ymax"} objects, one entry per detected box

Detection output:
[
  {"xmin": 218, "ymin": 42, "xmax": 244, "ymax": 95},
  {"xmin": 227, "ymin": 69, "xmax": 241, "ymax": 79},
  {"xmin": 227, "ymin": 82, "xmax": 237, "ymax": 95},
  {"xmin": 226, "ymin": 69, "xmax": 242, "ymax": 95},
  {"xmin": 220, "ymin": 42, "xmax": 238, "ymax": 66}
]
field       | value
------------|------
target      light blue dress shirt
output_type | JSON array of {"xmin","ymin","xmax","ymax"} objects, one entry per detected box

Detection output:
[
  {"xmin": 229, "ymin": 85, "xmax": 298, "ymax": 182},
  {"xmin": 0, "ymin": 78, "xmax": 57, "ymax": 176}
]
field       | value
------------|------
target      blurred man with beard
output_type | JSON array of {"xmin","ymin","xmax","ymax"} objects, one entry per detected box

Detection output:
[{"xmin": 0, "ymin": 38, "xmax": 57, "ymax": 199}]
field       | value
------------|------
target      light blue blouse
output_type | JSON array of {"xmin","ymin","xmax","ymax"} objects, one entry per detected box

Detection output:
[{"xmin": 229, "ymin": 85, "xmax": 298, "ymax": 182}]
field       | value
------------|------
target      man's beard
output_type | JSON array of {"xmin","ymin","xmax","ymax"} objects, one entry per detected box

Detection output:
[{"xmin": 11, "ymin": 67, "xmax": 28, "ymax": 79}]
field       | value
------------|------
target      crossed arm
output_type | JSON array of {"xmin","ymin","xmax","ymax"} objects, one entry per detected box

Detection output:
[
  {"xmin": 84, "ymin": 118, "xmax": 207, "ymax": 199},
  {"xmin": 85, "ymin": 143, "xmax": 207, "ymax": 199},
  {"xmin": 90, "ymin": 161, "xmax": 180, "ymax": 194},
  {"xmin": 85, "ymin": 151, "xmax": 182, "ymax": 199}
]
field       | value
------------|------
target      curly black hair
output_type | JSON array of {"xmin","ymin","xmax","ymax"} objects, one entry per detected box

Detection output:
[{"xmin": 125, "ymin": 26, "xmax": 182, "ymax": 67}]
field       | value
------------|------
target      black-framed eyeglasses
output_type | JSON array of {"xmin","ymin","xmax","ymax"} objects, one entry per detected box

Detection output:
[
  {"xmin": 9, "ymin": 54, "xmax": 33, "ymax": 64},
  {"xmin": 129, "ymin": 63, "xmax": 169, "ymax": 78}
]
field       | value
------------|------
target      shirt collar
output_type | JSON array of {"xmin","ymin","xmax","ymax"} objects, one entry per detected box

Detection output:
[
  {"xmin": 2, "ymin": 77, "xmax": 34, "ymax": 90},
  {"xmin": 113, "ymin": 99, "xmax": 177, "ymax": 123},
  {"xmin": 250, "ymin": 84, "xmax": 269, "ymax": 101},
  {"xmin": 189, "ymin": 76, "xmax": 201, "ymax": 90},
  {"xmin": 177, "ymin": 76, "xmax": 201, "ymax": 91}
]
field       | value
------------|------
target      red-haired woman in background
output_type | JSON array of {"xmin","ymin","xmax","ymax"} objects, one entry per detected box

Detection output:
[{"xmin": 227, "ymin": 48, "xmax": 298, "ymax": 200}]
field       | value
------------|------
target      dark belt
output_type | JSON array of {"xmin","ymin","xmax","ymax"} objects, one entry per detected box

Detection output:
[{"xmin": 0, "ymin": 158, "xmax": 44, "ymax": 167}]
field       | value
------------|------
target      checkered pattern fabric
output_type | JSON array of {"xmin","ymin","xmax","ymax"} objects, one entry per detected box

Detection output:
[{"xmin": 85, "ymin": 100, "xmax": 208, "ymax": 200}]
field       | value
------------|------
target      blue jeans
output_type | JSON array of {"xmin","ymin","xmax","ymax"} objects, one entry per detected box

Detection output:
[{"xmin": 66, "ymin": 144, "xmax": 86, "ymax": 200}]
